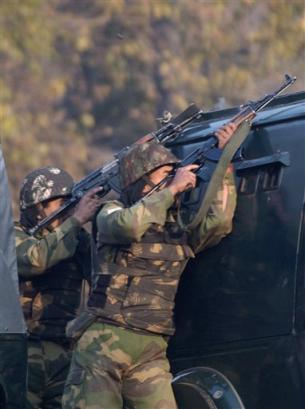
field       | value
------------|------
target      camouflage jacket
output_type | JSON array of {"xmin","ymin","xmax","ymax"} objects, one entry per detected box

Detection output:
[
  {"xmin": 15, "ymin": 216, "xmax": 91, "ymax": 342},
  {"xmin": 86, "ymin": 170, "xmax": 236, "ymax": 336}
]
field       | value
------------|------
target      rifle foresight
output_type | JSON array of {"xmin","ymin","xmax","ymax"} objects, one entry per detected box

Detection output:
[{"xmin": 285, "ymin": 73, "xmax": 297, "ymax": 84}]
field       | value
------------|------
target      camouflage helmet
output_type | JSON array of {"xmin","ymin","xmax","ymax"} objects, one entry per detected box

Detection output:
[
  {"xmin": 19, "ymin": 166, "xmax": 74, "ymax": 210},
  {"xmin": 119, "ymin": 142, "xmax": 179, "ymax": 189}
]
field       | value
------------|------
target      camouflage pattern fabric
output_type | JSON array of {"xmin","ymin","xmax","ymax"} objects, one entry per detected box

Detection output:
[
  {"xmin": 99, "ymin": 170, "xmax": 236, "ymax": 251},
  {"xmin": 16, "ymin": 215, "xmax": 91, "ymax": 408},
  {"xmin": 15, "ymin": 216, "xmax": 91, "ymax": 340},
  {"xmin": 119, "ymin": 141, "xmax": 179, "ymax": 189},
  {"xmin": 26, "ymin": 339, "xmax": 71, "ymax": 409},
  {"xmin": 63, "ymin": 168, "xmax": 236, "ymax": 408},
  {"xmin": 87, "ymin": 213, "xmax": 194, "ymax": 335},
  {"xmin": 62, "ymin": 322, "xmax": 177, "ymax": 409},
  {"xmin": 82, "ymin": 170, "xmax": 236, "ymax": 335},
  {"xmin": 19, "ymin": 166, "xmax": 73, "ymax": 210}
]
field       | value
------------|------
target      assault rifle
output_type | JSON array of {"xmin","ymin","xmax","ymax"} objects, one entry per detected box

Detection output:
[
  {"xmin": 182, "ymin": 75, "xmax": 296, "ymax": 173},
  {"xmin": 146, "ymin": 74, "xmax": 297, "ymax": 197},
  {"xmin": 143, "ymin": 74, "xmax": 296, "ymax": 230},
  {"xmin": 28, "ymin": 104, "xmax": 203, "ymax": 235}
]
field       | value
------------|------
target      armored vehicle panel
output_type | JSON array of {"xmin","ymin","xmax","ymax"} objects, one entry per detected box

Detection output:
[
  {"xmin": 0, "ymin": 146, "xmax": 27, "ymax": 409},
  {"xmin": 169, "ymin": 91, "xmax": 305, "ymax": 409}
]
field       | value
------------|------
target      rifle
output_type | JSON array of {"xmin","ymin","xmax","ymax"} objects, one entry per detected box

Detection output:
[
  {"xmin": 182, "ymin": 73, "xmax": 296, "ymax": 174},
  {"xmin": 28, "ymin": 103, "xmax": 203, "ymax": 235},
  {"xmin": 143, "ymin": 74, "xmax": 296, "ymax": 229}
]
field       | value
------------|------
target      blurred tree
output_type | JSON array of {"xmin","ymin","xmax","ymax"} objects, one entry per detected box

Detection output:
[{"xmin": 0, "ymin": 0, "xmax": 304, "ymax": 212}]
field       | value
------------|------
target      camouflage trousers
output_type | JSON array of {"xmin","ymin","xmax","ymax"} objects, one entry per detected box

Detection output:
[
  {"xmin": 62, "ymin": 322, "xmax": 178, "ymax": 409},
  {"xmin": 26, "ymin": 339, "xmax": 71, "ymax": 409}
]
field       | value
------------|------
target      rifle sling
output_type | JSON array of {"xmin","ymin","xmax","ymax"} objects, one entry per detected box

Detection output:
[{"xmin": 177, "ymin": 121, "xmax": 251, "ymax": 240}]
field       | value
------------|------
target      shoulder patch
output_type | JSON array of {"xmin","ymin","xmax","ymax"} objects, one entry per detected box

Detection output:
[{"xmin": 104, "ymin": 206, "xmax": 122, "ymax": 215}]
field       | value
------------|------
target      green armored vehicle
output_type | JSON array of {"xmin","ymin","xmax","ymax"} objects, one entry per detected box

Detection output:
[{"xmin": 0, "ymin": 145, "xmax": 27, "ymax": 409}]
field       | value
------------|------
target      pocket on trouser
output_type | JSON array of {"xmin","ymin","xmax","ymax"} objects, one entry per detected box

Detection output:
[{"xmin": 62, "ymin": 363, "xmax": 85, "ymax": 409}]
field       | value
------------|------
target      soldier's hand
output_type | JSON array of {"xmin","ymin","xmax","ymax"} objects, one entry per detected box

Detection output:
[
  {"xmin": 215, "ymin": 122, "xmax": 237, "ymax": 149},
  {"xmin": 168, "ymin": 164, "xmax": 199, "ymax": 196},
  {"xmin": 73, "ymin": 187, "xmax": 104, "ymax": 225}
]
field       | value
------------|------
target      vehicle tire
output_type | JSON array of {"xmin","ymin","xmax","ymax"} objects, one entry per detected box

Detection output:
[
  {"xmin": 172, "ymin": 367, "xmax": 245, "ymax": 409},
  {"xmin": 173, "ymin": 381, "xmax": 217, "ymax": 409}
]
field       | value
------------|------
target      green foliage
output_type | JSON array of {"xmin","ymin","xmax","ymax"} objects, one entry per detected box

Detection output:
[{"xmin": 0, "ymin": 0, "xmax": 304, "ymax": 212}]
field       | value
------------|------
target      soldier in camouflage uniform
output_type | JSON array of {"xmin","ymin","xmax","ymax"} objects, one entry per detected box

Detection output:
[
  {"xmin": 63, "ymin": 123, "xmax": 238, "ymax": 409},
  {"xmin": 15, "ymin": 166, "xmax": 103, "ymax": 409}
]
